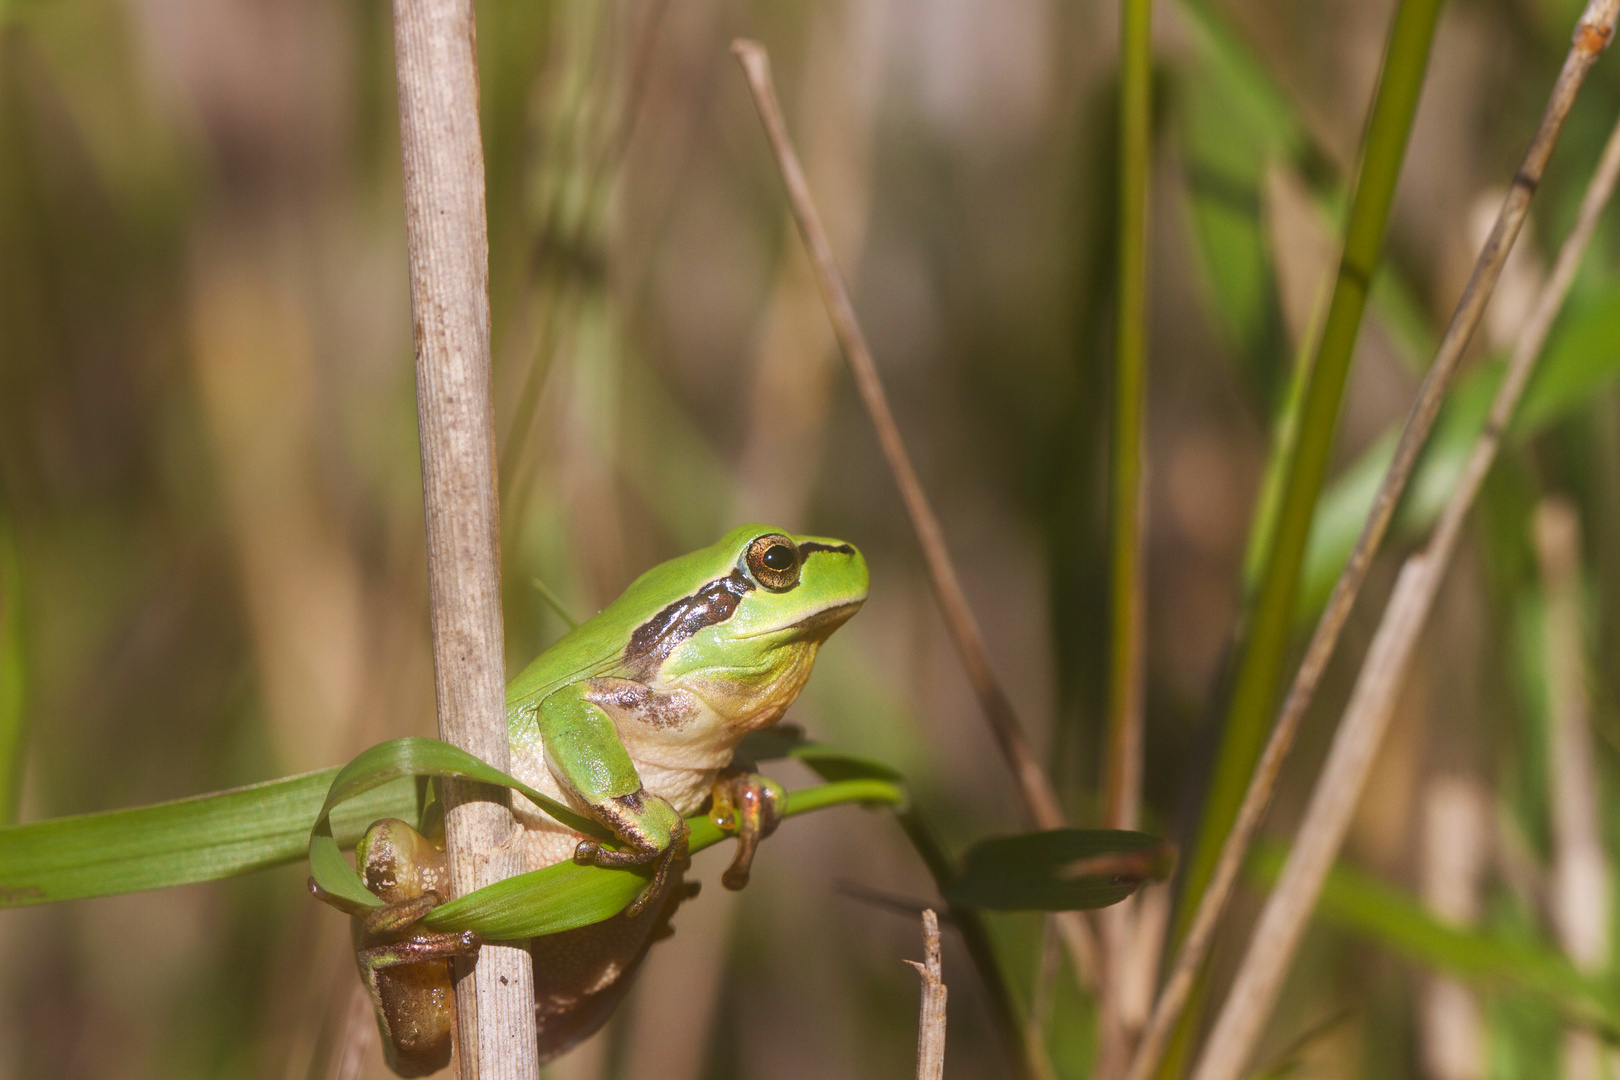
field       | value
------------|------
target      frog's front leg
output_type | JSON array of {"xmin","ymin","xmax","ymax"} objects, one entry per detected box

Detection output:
[
  {"xmin": 708, "ymin": 770, "xmax": 786, "ymax": 890},
  {"xmin": 537, "ymin": 683, "xmax": 689, "ymax": 918}
]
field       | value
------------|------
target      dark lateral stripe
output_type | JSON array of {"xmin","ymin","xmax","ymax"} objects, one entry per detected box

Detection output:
[
  {"xmin": 797, "ymin": 541, "xmax": 855, "ymax": 558},
  {"xmin": 623, "ymin": 569, "xmax": 754, "ymax": 674}
]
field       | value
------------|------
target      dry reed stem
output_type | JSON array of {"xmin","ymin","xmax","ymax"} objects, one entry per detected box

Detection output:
[
  {"xmin": 393, "ymin": 0, "xmax": 538, "ymax": 1074},
  {"xmin": 908, "ymin": 909, "xmax": 949, "ymax": 1080},
  {"xmin": 1123, "ymin": 7, "xmax": 1620, "ymax": 1078},
  {"xmin": 1417, "ymin": 778, "xmax": 1489, "ymax": 1080},
  {"xmin": 730, "ymin": 38, "xmax": 1100, "ymax": 982},
  {"xmin": 1535, "ymin": 499, "xmax": 1611, "ymax": 973},
  {"xmin": 1180, "ymin": 83, "xmax": 1620, "ymax": 1080},
  {"xmin": 1535, "ymin": 499, "xmax": 1611, "ymax": 1080}
]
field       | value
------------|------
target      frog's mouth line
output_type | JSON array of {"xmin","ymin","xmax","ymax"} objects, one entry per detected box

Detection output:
[{"xmin": 742, "ymin": 598, "xmax": 866, "ymax": 640}]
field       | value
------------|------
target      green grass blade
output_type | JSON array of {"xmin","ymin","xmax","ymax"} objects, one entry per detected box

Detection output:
[
  {"xmin": 1179, "ymin": 0, "xmax": 1444, "ymax": 943},
  {"xmin": 0, "ymin": 768, "xmax": 417, "ymax": 906},
  {"xmin": 1105, "ymin": 0, "xmax": 1153, "ymax": 829},
  {"xmin": 421, "ymin": 777, "xmax": 905, "ymax": 938},
  {"xmin": 306, "ymin": 736, "xmax": 614, "ymax": 911},
  {"xmin": 1249, "ymin": 846, "xmax": 1620, "ymax": 1033}
]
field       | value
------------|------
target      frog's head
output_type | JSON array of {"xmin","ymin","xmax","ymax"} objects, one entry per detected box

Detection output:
[
  {"xmin": 701, "ymin": 522, "xmax": 868, "ymax": 645},
  {"xmin": 630, "ymin": 524, "xmax": 867, "ymax": 714}
]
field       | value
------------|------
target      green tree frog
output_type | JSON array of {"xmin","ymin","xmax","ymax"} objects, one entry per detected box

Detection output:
[{"xmin": 334, "ymin": 524, "xmax": 868, "ymax": 1075}]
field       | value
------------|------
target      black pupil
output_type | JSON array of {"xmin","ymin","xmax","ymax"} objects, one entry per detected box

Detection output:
[{"xmin": 762, "ymin": 544, "xmax": 795, "ymax": 572}]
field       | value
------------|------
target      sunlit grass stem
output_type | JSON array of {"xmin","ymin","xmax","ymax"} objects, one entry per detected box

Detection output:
[
  {"xmin": 1178, "ymin": 0, "xmax": 1444, "ymax": 938},
  {"xmin": 1099, "ymin": 0, "xmax": 1154, "ymax": 1074},
  {"xmin": 1141, "ymin": 0, "xmax": 1446, "ymax": 1073},
  {"xmin": 1138, "ymin": 5, "xmax": 1620, "ymax": 1078},
  {"xmin": 1105, "ymin": 0, "xmax": 1152, "ymax": 836}
]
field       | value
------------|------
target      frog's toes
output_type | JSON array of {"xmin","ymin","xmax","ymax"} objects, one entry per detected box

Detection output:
[
  {"xmin": 713, "ymin": 771, "xmax": 785, "ymax": 891},
  {"xmin": 361, "ymin": 891, "xmax": 445, "ymax": 938}
]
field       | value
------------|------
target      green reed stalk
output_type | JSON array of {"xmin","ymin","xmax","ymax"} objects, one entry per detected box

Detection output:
[
  {"xmin": 1104, "ymin": 0, "xmax": 1153, "ymax": 834},
  {"xmin": 1178, "ymin": 0, "xmax": 1443, "ymax": 931},
  {"xmin": 1161, "ymin": 0, "xmax": 1443, "ymax": 1069},
  {"xmin": 0, "ymin": 515, "xmax": 24, "ymax": 826}
]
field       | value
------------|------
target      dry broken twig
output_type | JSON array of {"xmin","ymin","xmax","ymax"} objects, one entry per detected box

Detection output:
[
  {"xmin": 908, "ymin": 909, "xmax": 949, "ymax": 1080},
  {"xmin": 1126, "ymin": 5, "xmax": 1620, "ymax": 1077}
]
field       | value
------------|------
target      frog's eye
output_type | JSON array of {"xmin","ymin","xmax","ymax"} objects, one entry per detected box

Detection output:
[{"xmin": 746, "ymin": 533, "xmax": 801, "ymax": 591}]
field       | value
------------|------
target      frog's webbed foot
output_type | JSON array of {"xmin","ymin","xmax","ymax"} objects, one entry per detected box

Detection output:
[
  {"xmin": 573, "ymin": 789, "xmax": 690, "ymax": 919},
  {"xmin": 709, "ymin": 770, "xmax": 785, "ymax": 891}
]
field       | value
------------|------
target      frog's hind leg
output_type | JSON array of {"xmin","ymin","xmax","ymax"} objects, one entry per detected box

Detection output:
[
  {"xmin": 346, "ymin": 818, "xmax": 481, "ymax": 1079},
  {"xmin": 709, "ymin": 770, "xmax": 785, "ymax": 890},
  {"xmin": 355, "ymin": 923, "xmax": 478, "ymax": 1079}
]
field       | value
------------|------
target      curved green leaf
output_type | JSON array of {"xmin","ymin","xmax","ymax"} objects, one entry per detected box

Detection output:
[
  {"xmin": 305, "ymin": 737, "xmax": 614, "ymax": 912},
  {"xmin": 1, "ymin": 731, "xmax": 908, "ymax": 941},
  {"xmin": 0, "ymin": 768, "xmax": 416, "ymax": 906},
  {"xmin": 421, "ymin": 777, "xmax": 906, "ymax": 938},
  {"xmin": 945, "ymin": 828, "xmax": 1175, "ymax": 911}
]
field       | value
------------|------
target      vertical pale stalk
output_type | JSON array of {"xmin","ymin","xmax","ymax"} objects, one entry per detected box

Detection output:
[
  {"xmin": 1100, "ymin": 0, "xmax": 1154, "ymax": 1072},
  {"xmin": 1534, "ymin": 499, "xmax": 1611, "ymax": 1080},
  {"xmin": 393, "ymin": 0, "xmax": 538, "ymax": 1076},
  {"xmin": 908, "ymin": 909, "xmax": 948, "ymax": 1080},
  {"xmin": 1418, "ymin": 777, "xmax": 1488, "ymax": 1080},
  {"xmin": 1177, "ymin": 79, "xmax": 1620, "ymax": 1080}
]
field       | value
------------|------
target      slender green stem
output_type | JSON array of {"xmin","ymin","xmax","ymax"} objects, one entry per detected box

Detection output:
[
  {"xmin": 1176, "ymin": 0, "xmax": 1443, "ymax": 939},
  {"xmin": 1154, "ymin": 0, "xmax": 1443, "ymax": 1073},
  {"xmin": 1105, "ymin": 0, "xmax": 1152, "ymax": 834},
  {"xmin": 0, "ymin": 516, "xmax": 25, "ymax": 826},
  {"xmin": 529, "ymin": 575, "xmax": 580, "ymax": 629}
]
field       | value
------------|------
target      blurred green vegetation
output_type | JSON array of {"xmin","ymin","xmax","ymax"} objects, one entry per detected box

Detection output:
[{"xmin": 7, "ymin": 0, "xmax": 1620, "ymax": 1077}]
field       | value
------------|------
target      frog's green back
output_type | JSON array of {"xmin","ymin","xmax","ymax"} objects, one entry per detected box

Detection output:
[{"xmin": 504, "ymin": 525, "xmax": 770, "ymax": 711}]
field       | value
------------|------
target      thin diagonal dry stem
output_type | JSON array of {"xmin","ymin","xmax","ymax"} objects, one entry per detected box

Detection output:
[
  {"xmin": 730, "ymin": 36, "xmax": 1101, "ymax": 992},
  {"xmin": 1126, "ymin": 6, "xmax": 1620, "ymax": 1079},
  {"xmin": 730, "ymin": 39, "xmax": 1065, "ymax": 833},
  {"xmin": 1186, "ymin": 81, "xmax": 1620, "ymax": 1080}
]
